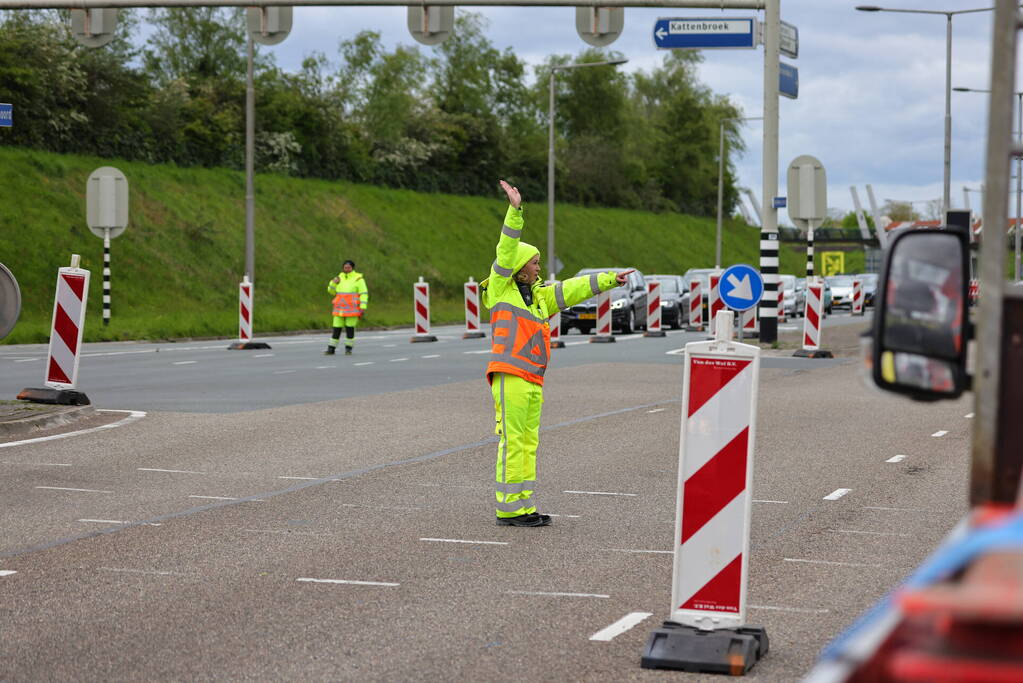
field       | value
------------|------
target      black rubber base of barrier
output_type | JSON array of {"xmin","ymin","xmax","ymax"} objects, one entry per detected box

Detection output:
[
  {"xmin": 793, "ymin": 348, "xmax": 834, "ymax": 359},
  {"xmin": 227, "ymin": 341, "xmax": 272, "ymax": 350},
  {"xmin": 551, "ymin": 341, "xmax": 565, "ymax": 348},
  {"xmin": 410, "ymin": 335, "xmax": 438, "ymax": 343},
  {"xmin": 17, "ymin": 387, "xmax": 91, "ymax": 406},
  {"xmin": 589, "ymin": 335, "xmax": 616, "ymax": 343},
  {"xmin": 641, "ymin": 622, "xmax": 769, "ymax": 675},
  {"xmin": 687, "ymin": 325, "xmax": 705, "ymax": 333},
  {"xmin": 644, "ymin": 330, "xmax": 667, "ymax": 337},
  {"xmin": 462, "ymin": 332, "xmax": 486, "ymax": 340}
]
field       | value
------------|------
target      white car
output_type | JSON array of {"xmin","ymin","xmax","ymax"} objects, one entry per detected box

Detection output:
[
  {"xmin": 826, "ymin": 275, "xmax": 856, "ymax": 309},
  {"xmin": 779, "ymin": 274, "xmax": 797, "ymax": 317}
]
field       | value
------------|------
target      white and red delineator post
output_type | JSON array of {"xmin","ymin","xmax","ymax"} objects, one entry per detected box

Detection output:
[
  {"xmin": 689, "ymin": 278, "xmax": 703, "ymax": 331},
  {"xmin": 645, "ymin": 280, "xmax": 666, "ymax": 337},
  {"xmin": 549, "ymin": 309, "xmax": 565, "ymax": 348},
  {"xmin": 852, "ymin": 278, "xmax": 864, "ymax": 316},
  {"xmin": 642, "ymin": 310, "xmax": 767, "ymax": 672},
  {"xmin": 709, "ymin": 272, "xmax": 724, "ymax": 325},
  {"xmin": 228, "ymin": 275, "xmax": 271, "ymax": 350},
  {"xmin": 793, "ymin": 279, "xmax": 832, "ymax": 358},
  {"xmin": 411, "ymin": 276, "xmax": 437, "ymax": 343},
  {"xmin": 18, "ymin": 254, "xmax": 93, "ymax": 405},
  {"xmin": 463, "ymin": 276, "xmax": 485, "ymax": 339},
  {"xmin": 740, "ymin": 307, "xmax": 758, "ymax": 338},
  {"xmin": 777, "ymin": 287, "xmax": 786, "ymax": 323},
  {"xmin": 590, "ymin": 289, "xmax": 615, "ymax": 343}
]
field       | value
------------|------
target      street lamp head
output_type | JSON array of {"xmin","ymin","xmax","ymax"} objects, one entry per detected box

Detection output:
[
  {"xmin": 953, "ymin": 87, "xmax": 972, "ymax": 92},
  {"xmin": 609, "ymin": 58, "xmax": 629, "ymax": 66},
  {"xmin": 855, "ymin": 6, "xmax": 883, "ymax": 12}
]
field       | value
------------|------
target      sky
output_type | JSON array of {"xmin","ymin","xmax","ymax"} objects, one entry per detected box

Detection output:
[{"xmin": 184, "ymin": 1, "xmax": 1016, "ymax": 223}]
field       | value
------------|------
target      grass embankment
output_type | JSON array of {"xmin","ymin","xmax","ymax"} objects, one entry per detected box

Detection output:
[{"xmin": 0, "ymin": 145, "xmax": 862, "ymax": 344}]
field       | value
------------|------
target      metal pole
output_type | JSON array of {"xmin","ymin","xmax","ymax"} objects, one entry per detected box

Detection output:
[
  {"xmin": 943, "ymin": 13, "xmax": 953, "ymax": 213},
  {"xmin": 547, "ymin": 69, "xmax": 556, "ymax": 282},
  {"xmin": 716, "ymin": 121, "xmax": 725, "ymax": 269},
  {"xmin": 103, "ymin": 228, "xmax": 111, "ymax": 326},
  {"xmin": 1016, "ymin": 91, "xmax": 1021, "ymax": 281},
  {"xmin": 245, "ymin": 33, "xmax": 255, "ymax": 284},
  {"xmin": 759, "ymin": 0, "xmax": 780, "ymax": 344}
]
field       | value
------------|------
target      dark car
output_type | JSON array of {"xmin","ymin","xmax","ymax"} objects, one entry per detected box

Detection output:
[
  {"xmin": 644, "ymin": 274, "xmax": 690, "ymax": 329},
  {"xmin": 858, "ymin": 273, "xmax": 879, "ymax": 306},
  {"xmin": 560, "ymin": 268, "xmax": 647, "ymax": 335}
]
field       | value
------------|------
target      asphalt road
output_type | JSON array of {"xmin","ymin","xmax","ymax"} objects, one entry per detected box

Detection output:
[{"xmin": 0, "ymin": 312, "xmax": 974, "ymax": 681}]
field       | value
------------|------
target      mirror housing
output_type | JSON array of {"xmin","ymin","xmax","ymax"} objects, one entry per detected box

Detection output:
[{"xmin": 871, "ymin": 226, "xmax": 971, "ymax": 401}]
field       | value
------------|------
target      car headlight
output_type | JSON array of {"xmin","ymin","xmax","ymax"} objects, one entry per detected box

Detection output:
[
  {"xmin": 660, "ymin": 300, "xmax": 672, "ymax": 307},
  {"xmin": 611, "ymin": 298, "xmax": 627, "ymax": 309}
]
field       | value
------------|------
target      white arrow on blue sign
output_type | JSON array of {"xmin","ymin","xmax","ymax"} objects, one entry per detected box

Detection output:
[
  {"xmin": 0, "ymin": 103, "xmax": 11, "ymax": 128},
  {"xmin": 653, "ymin": 17, "xmax": 757, "ymax": 50},
  {"xmin": 719, "ymin": 264, "xmax": 764, "ymax": 312}
]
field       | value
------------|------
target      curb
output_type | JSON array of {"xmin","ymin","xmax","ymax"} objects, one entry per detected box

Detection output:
[{"xmin": 0, "ymin": 405, "xmax": 95, "ymax": 437}]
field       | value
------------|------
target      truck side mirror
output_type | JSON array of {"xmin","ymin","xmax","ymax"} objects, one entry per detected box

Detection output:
[{"xmin": 871, "ymin": 227, "xmax": 971, "ymax": 401}]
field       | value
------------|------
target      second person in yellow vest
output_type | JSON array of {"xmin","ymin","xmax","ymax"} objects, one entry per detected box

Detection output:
[{"xmin": 326, "ymin": 260, "xmax": 369, "ymax": 355}]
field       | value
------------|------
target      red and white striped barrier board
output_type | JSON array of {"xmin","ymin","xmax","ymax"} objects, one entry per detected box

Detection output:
[
  {"xmin": 645, "ymin": 280, "xmax": 666, "ymax": 337},
  {"xmin": 777, "ymin": 287, "xmax": 786, "ymax": 323},
  {"xmin": 802, "ymin": 281, "xmax": 823, "ymax": 350},
  {"xmin": 969, "ymin": 279, "xmax": 979, "ymax": 304},
  {"xmin": 590, "ymin": 289, "xmax": 615, "ymax": 343},
  {"xmin": 689, "ymin": 278, "xmax": 703, "ymax": 331},
  {"xmin": 239, "ymin": 276, "xmax": 253, "ymax": 342},
  {"xmin": 463, "ymin": 276, "xmax": 485, "ymax": 339},
  {"xmin": 852, "ymin": 278, "xmax": 864, "ymax": 316},
  {"xmin": 741, "ymin": 307, "xmax": 758, "ymax": 337},
  {"xmin": 411, "ymin": 276, "xmax": 437, "ymax": 342},
  {"xmin": 549, "ymin": 309, "xmax": 564, "ymax": 348},
  {"xmin": 709, "ymin": 272, "xmax": 724, "ymax": 323},
  {"xmin": 45, "ymin": 255, "xmax": 90, "ymax": 389},
  {"xmin": 671, "ymin": 312, "xmax": 760, "ymax": 630}
]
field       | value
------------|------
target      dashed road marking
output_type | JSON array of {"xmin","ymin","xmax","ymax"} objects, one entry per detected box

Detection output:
[
  {"xmin": 354, "ymin": 362, "xmax": 374, "ymax": 366},
  {"xmin": 604, "ymin": 548, "xmax": 673, "ymax": 555},
  {"xmin": 98, "ymin": 567, "xmax": 182, "ymax": 576},
  {"xmin": 753, "ymin": 499, "xmax": 789, "ymax": 504},
  {"xmin": 464, "ymin": 349, "xmax": 490, "ymax": 354},
  {"xmin": 823, "ymin": 488, "xmax": 851, "ymax": 501},
  {"xmin": 36, "ymin": 486, "xmax": 112, "ymax": 493},
  {"xmin": 829, "ymin": 529, "xmax": 911, "ymax": 537},
  {"xmin": 548, "ymin": 514, "xmax": 581, "ymax": 518},
  {"xmin": 932, "ymin": 430, "xmax": 948, "ymax": 437},
  {"xmin": 272, "ymin": 370, "xmax": 296, "ymax": 375},
  {"xmin": 964, "ymin": 413, "xmax": 975, "ymax": 419},
  {"xmin": 749, "ymin": 604, "xmax": 829, "ymax": 614},
  {"xmin": 253, "ymin": 353, "xmax": 274, "ymax": 358},
  {"xmin": 0, "ymin": 570, "xmax": 17, "ymax": 577},
  {"xmin": 646, "ymin": 408, "xmax": 666, "ymax": 414},
  {"xmin": 421, "ymin": 354, "xmax": 440, "ymax": 359},
  {"xmin": 172, "ymin": 361, "xmax": 197, "ymax": 365},
  {"xmin": 297, "ymin": 577, "xmax": 399, "ymax": 587},
  {"xmin": 138, "ymin": 468, "xmax": 203, "ymax": 474},
  {"xmin": 508, "ymin": 590, "xmax": 609, "ymax": 598},
  {"xmin": 79, "ymin": 519, "xmax": 162, "ymax": 527},
  {"xmin": 783, "ymin": 558, "xmax": 882, "ymax": 568},
  {"xmin": 886, "ymin": 455, "xmax": 907, "ymax": 463},
  {"xmin": 189, "ymin": 495, "xmax": 237, "ymax": 501},
  {"xmin": 420, "ymin": 537, "xmax": 509, "ymax": 546},
  {"xmin": 563, "ymin": 490, "xmax": 637, "ymax": 497},
  {"xmin": 277, "ymin": 476, "xmax": 322, "ymax": 481},
  {"xmin": 390, "ymin": 357, "xmax": 409, "ymax": 362},
  {"xmin": 1, "ymin": 462, "xmax": 72, "ymax": 467},
  {"xmin": 14, "ymin": 358, "xmax": 38, "ymax": 363},
  {"xmin": 863, "ymin": 506, "xmax": 928, "ymax": 512},
  {"xmin": 590, "ymin": 612, "xmax": 654, "ymax": 641}
]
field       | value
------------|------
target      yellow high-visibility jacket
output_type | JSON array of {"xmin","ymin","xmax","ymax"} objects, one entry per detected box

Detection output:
[
  {"xmin": 328, "ymin": 271, "xmax": 369, "ymax": 317},
  {"xmin": 482, "ymin": 205, "xmax": 618, "ymax": 385}
]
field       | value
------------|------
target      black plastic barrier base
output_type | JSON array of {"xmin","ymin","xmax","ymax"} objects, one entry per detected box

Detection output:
[
  {"xmin": 410, "ymin": 335, "xmax": 437, "ymax": 343},
  {"xmin": 589, "ymin": 335, "xmax": 616, "ymax": 343},
  {"xmin": 551, "ymin": 340, "xmax": 565, "ymax": 349},
  {"xmin": 793, "ymin": 348, "xmax": 833, "ymax": 359},
  {"xmin": 462, "ymin": 331, "xmax": 486, "ymax": 340},
  {"xmin": 17, "ymin": 387, "xmax": 91, "ymax": 406},
  {"xmin": 644, "ymin": 329, "xmax": 667, "ymax": 338},
  {"xmin": 640, "ymin": 622, "xmax": 768, "ymax": 675},
  {"xmin": 227, "ymin": 341, "xmax": 272, "ymax": 350}
]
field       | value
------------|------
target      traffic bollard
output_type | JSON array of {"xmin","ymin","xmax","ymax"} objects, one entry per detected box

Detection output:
[
  {"xmin": 852, "ymin": 277, "xmax": 864, "ymax": 316},
  {"xmin": 589, "ymin": 289, "xmax": 615, "ymax": 343},
  {"xmin": 411, "ymin": 276, "xmax": 437, "ymax": 343},
  {"xmin": 688, "ymin": 278, "xmax": 703, "ymax": 332},
  {"xmin": 463, "ymin": 276, "xmax": 486, "ymax": 340},
  {"xmin": 709, "ymin": 272, "xmax": 724, "ymax": 325},
  {"xmin": 645, "ymin": 280, "xmax": 666, "ymax": 337},
  {"xmin": 549, "ymin": 309, "xmax": 565, "ymax": 349},
  {"xmin": 794, "ymin": 278, "xmax": 832, "ymax": 358},
  {"xmin": 228, "ymin": 275, "xmax": 271, "ymax": 350}
]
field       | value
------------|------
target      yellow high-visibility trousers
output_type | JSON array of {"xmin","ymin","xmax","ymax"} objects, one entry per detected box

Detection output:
[{"xmin": 491, "ymin": 372, "xmax": 544, "ymax": 518}]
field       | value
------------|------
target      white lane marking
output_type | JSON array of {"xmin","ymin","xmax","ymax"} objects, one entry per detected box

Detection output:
[
  {"xmin": 36, "ymin": 486, "xmax": 112, "ymax": 493},
  {"xmin": 296, "ymin": 577, "xmax": 399, "ymax": 587},
  {"xmin": 646, "ymin": 408, "xmax": 666, "ymax": 414},
  {"xmin": 463, "ymin": 349, "xmax": 491, "ymax": 354},
  {"xmin": 354, "ymin": 362, "xmax": 374, "ymax": 366},
  {"xmin": 563, "ymin": 490, "xmax": 637, "ymax": 497},
  {"xmin": 749, "ymin": 604, "xmax": 829, "ymax": 614},
  {"xmin": 14, "ymin": 358, "xmax": 39, "ymax": 362},
  {"xmin": 421, "ymin": 354, "xmax": 440, "ymax": 359},
  {"xmin": 138, "ymin": 468, "xmax": 203, "ymax": 474},
  {"xmin": 189, "ymin": 495, "xmax": 237, "ymax": 501},
  {"xmin": 886, "ymin": 455, "xmax": 907, "ymax": 463},
  {"xmin": 823, "ymin": 488, "xmax": 852, "ymax": 501},
  {"xmin": 590, "ymin": 612, "xmax": 654, "ymax": 641},
  {"xmin": 0, "ymin": 410, "xmax": 146, "ymax": 449},
  {"xmin": 964, "ymin": 413, "xmax": 975, "ymax": 419},
  {"xmin": 341, "ymin": 503, "xmax": 429, "ymax": 512},
  {"xmin": 79, "ymin": 518, "xmax": 128, "ymax": 524},
  {"xmin": 548, "ymin": 514, "xmax": 581, "ymax": 518},
  {"xmin": 390, "ymin": 357, "xmax": 409, "ymax": 362},
  {"xmin": 172, "ymin": 361, "xmax": 197, "ymax": 365},
  {"xmin": 508, "ymin": 590, "xmax": 609, "ymax": 598},
  {"xmin": 863, "ymin": 506, "xmax": 928, "ymax": 512},
  {"xmin": 604, "ymin": 548, "xmax": 673, "ymax": 554},
  {"xmin": 0, "ymin": 570, "xmax": 17, "ymax": 577},
  {"xmin": 277, "ymin": 476, "xmax": 322, "ymax": 480},
  {"xmin": 383, "ymin": 344, "xmax": 397, "ymax": 348},
  {"xmin": 783, "ymin": 558, "xmax": 882, "ymax": 568},
  {"xmin": 419, "ymin": 538, "xmax": 509, "ymax": 546},
  {"xmin": 1, "ymin": 462, "xmax": 72, "ymax": 466},
  {"xmin": 753, "ymin": 499, "xmax": 789, "ymax": 504},
  {"xmin": 315, "ymin": 365, "xmax": 333, "ymax": 369},
  {"xmin": 272, "ymin": 370, "xmax": 297, "ymax": 375},
  {"xmin": 98, "ymin": 567, "xmax": 181, "ymax": 576},
  {"xmin": 829, "ymin": 529, "xmax": 911, "ymax": 537},
  {"xmin": 932, "ymin": 430, "xmax": 948, "ymax": 437},
  {"xmin": 253, "ymin": 353, "xmax": 274, "ymax": 358},
  {"xmin": 665, "ymin": 348, "xmax": 685, "ymax": 356}
]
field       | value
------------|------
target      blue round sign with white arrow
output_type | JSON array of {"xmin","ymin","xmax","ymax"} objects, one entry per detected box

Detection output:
[{"xmin": 718, "ymin": 263, "xmax": 764, "ymax": 312}]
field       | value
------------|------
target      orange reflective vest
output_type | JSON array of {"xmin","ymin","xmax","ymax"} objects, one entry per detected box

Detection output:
[
  {"xmin": 332, "ymin": 293, "xmax": 363, "ymax": 317},
  {"xmin": 488, "ymin": 301, "xmax": 551, "ymax": 385}
]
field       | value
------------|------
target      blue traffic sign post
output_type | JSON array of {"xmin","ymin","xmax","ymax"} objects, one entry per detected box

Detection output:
[
  {"xmin": 0, "ymin": 103, "xmax": 12, "ymax": 128},
  {"xmin": 779, "ymin": 62, "xmax": 798, "ymax": 99},
  {"xmin": 719, "ymin": 264, "xmax": 764, "ymax": 341},
  {"xmin": 653, "ymin": 17, "xmax": 757, "ymax": 50}
]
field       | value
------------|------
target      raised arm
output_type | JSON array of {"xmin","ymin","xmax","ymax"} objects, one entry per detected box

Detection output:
[{"xmin": 489, "ymin": 180, "xmax": 524, "ymax": 294}]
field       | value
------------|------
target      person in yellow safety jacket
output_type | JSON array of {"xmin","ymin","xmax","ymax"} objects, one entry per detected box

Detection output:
[
  {"xmin": 482, "ymin": 180, "xmax": 632, "ymax": 527},
  {"xmin": 325, "ymin": 259, "xmax": 369, "ymax": 355}
]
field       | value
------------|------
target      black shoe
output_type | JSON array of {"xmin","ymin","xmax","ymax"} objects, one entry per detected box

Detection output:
[
  {"xmin": 324, "ymin": 346, "xmax": 336, "ymax": 355},
  {"xmin": 344, "ymin": 347, "xmax": 353, "ymax": 355},
  {"xmin": 496, "ymin": 512, "xmax": 551, "ymax": 527}
]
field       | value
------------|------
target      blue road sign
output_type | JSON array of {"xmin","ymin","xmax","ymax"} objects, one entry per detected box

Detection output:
[
  {"xmin": 780, "ymin": 62, "xmax": 798, "ymax": 99},
  {"xmin": 773, "ymin": 196, "xmax": 787, "ymax": 209},
  {"xmin": 653, "ymin": 18, "xmax": 757, "ymax": 50},
  {"xmin": 0, "ymin": 103, "xmax": 11, "ymax": 128},
  {"xmin": 719, "ymin": 264, "xmax": 764, "ymax": 312}
]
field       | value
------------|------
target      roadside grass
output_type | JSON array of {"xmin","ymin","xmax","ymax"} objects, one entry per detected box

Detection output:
[{"xmin": 0, "ymin": 145, "xmax": 864, "ymax": 344}]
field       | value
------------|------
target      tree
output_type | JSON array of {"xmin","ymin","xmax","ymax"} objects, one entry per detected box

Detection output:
[
  {"xmin": 143, "ymin": 8, "xmax": 248, "ymax": 86},
  {"xmin": 884, "ymin": 200, "xmax": 921, "ymax": 222}
]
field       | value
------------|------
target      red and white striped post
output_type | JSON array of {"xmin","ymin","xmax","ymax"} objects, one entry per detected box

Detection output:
[
  {"xmin": 645, "ymin": 280, "xmax": 666, "ymax": 337},
  {"xmin": 641, "ymin": 309, "xmax": 767, "ymax": 673},
  {"xmin": 228, "ymin": 275, "xmax": 271, "ymax": 350},
  {"xmin": 688, "ymin": 278, "xmax": 703, "ymax": 331},
  {"xmin": 778, "ymin": 287, "xmax": 786, "ymax": 323},
  {"xmin": 549, "ymin": 309, "xmax": 565, "ymax": 349},
  {"xmin": 463, "ymin": 276, "xmax": 485, "ymax": 340},
  {"xmin": 794, "ymin": 279, "xmax": 832, "ymax": 358},
  {"xmin": 590, "ymin": 289, "xmax": 615, "ymax": 343},
  {"xmin": 741, "ymin": 307, "xmax": 758, "ymax": 339},
  {"xmin": 18, "ymin": 254, "xmax": 92, "ymax": 405},
  {"xmin": 851, "ymin": 277, "xmax": 864, "ymax": 316},
  {"xmin": 969, "ymin": 278, "xmax": 979, "ymax": 306},
  {"xmin": 709, "ymin": 272, "xmax": 725, "ymax": 325},
  {"xmin": 411, "ymin": 276, "xmax": 437, "ymax": 343}
]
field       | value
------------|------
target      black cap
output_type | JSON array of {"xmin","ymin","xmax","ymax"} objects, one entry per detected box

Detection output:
[{"xmin": 343, "ymin": 260, "xmax": 355, "ymax": 268}]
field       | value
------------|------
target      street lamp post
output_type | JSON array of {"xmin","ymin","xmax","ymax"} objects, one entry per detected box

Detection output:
[
  {"xmin": 856, "ymin": 5, "xmax": 997, "ymax": 214},
  {"xmin": 547, "ymin": 58, "xmax": 627, "ymax": 282},
  {"xmin": 955, "ymin": 86, "xmax": 1023, "ymax": 281},
  {"xmin": 716, "ymin": 116, "xmax": 762, "ymax": 269}
]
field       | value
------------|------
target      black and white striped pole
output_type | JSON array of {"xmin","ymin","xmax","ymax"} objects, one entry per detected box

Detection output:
[
  {"xmin": 86, "ymin": 167, "xmax": 128, "ymax": 328},
  {"xmin": 806, "ymin": 223, "xmax": 815, "ymax": 278},
  {"xmin": 786, "ymin": 155, "xmax": 827, "ymax": 315}
]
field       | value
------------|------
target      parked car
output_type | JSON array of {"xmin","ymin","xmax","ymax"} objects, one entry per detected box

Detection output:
[
  {"xmin": 644, "ymin": 274, "xmax": 690, "ymax": 329},
  {"xmin": 826, "ymin": 275, "xmax": 856, "ymax": 309},
  {"xmin": 795, "ymin": 277, "xmax": 833, "ymax": 316},
  {"xmin": 560, "ymin": 267, "xmax": 647, "ymax": 334},
  {"xmin": 779, "ymin": 274, "xmax": 797, "ymax": 318},
  {"xmin": 859, "ymin": 273, "xmax": 879, "ymax": 307}
]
